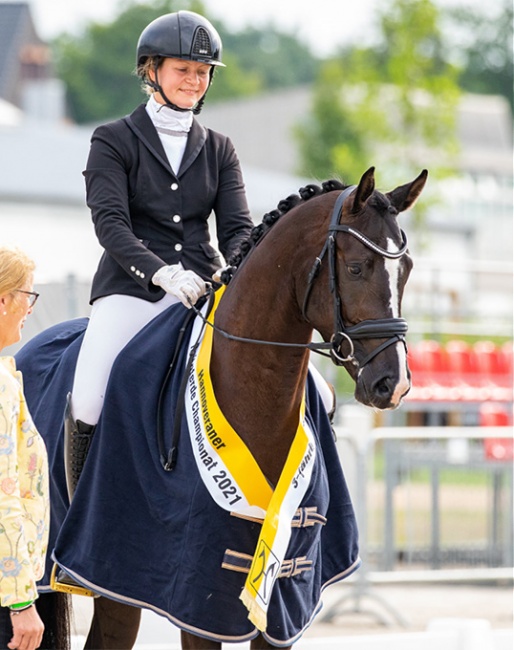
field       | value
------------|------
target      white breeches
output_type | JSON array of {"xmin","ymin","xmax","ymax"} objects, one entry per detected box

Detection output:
[
  {"xmin": 71, "ymin": 294, "xmax": 336, "ymax": 426},
  {"xmin": 71, "ymin": 293, "xmax": 180, "ymax": 425}
]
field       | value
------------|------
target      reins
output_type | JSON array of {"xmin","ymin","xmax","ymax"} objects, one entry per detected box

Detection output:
[
  {"xmin": 156, "ymin": 290, "xmax": 215, "ymax": 471},
  {"xmin": 158, "ymin": 186, "xmax": 410, "ymax": 471},
  {"xmin": 190, "ymin": 185, "xmax": 409, "ymax": 369},
  {"xmin": 189, "ymin": 292, "xmax": 334, "ymax": 354}
]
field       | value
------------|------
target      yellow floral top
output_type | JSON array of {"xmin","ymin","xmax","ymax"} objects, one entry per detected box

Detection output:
[{"xmin": 0, "ymin": 356, "xmax": 49, "ymax": 607}]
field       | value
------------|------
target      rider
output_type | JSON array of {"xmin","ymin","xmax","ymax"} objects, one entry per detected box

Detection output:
[{"xmin": 64, "ymin": 10, "xmax": 254, "ymax": 502}]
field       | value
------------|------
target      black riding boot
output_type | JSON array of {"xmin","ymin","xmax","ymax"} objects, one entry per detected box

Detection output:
[
  {"xmin": 63, "ymin": 392, "xmax": 96, "ymax": 501},
  {"xmin": 51, "ymin": 393, "xmax": 97, "ymax": 597}
]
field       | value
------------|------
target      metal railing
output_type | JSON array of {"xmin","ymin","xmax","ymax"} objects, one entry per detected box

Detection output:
[
  {"xmin": 403, "ymin": 257, "xmax": 513, "ymax": 339},
  {"xmin": 321, "ymin": 412, "xmax": 514, "ymax": 625}
]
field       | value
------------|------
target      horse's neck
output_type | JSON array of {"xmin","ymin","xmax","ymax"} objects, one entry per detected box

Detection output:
[
  {"xmin": 211, "ymin": 342, "xmax": 310, "ymax": 486},
  {"xmin": 210, "ymin": 281, "xmax": 313, "ymax": 485}
]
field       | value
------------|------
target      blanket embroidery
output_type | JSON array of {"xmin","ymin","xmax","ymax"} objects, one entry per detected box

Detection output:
[{"xmin": 185, "ymin": 287, "xmax": 317, "ymax": 630}]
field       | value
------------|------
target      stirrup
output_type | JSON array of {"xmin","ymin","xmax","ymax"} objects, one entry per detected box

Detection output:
[{"xmin": 50, "ymin": 563, "xmax": 96, "ymax": 598}]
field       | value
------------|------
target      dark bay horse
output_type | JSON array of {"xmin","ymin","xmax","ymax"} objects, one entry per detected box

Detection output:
[{"xmin": 17, "ymin": 166, "xmax": 427, "ymax": 650}]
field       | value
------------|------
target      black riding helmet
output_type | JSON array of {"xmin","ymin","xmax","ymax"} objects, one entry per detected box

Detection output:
[{"xmin": 136, "ymin": 10, "xmax": 225, "ymax": 114}]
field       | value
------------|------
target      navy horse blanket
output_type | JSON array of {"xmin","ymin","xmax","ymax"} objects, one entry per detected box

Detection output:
[{"xmin": 16, "ymin": 302, "xmax": 359, "ymax": 646}]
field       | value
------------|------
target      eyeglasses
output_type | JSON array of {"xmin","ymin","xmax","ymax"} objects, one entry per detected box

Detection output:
[{"xmin": 14, "ymin": 290, "xmax": 40, "ymax": 307}]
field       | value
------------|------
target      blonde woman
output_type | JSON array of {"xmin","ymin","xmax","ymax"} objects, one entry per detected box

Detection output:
[{"xmin": 0, "ymin": 247, "xmax": 69, "ymax": 650}]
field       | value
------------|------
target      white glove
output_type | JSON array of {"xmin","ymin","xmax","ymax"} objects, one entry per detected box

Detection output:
[{"xmin": 152, "ymin": 264, "xmax": 207, "ymax": 308}]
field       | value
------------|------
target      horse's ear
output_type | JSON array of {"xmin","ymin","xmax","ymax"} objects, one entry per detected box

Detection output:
[
  {"xmin": 386, "ymin": 169, "xmax": 428, "ymax": 213},
  {"xmin": 350, "ymin": 166, "xmax": 375, "ymax": 214}
]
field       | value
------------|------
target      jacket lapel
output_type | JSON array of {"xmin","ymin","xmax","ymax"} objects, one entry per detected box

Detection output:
[
  {"xmin": 125, "ymin": 104, "xmax": 174, "ymax": 175},
  {"xmin": 125, "ymin": 104, "xmax": 207, "ymax": 179},
  {"xmin": 178, "ymin": 119, "xmax": 207, "ymax": 178}
]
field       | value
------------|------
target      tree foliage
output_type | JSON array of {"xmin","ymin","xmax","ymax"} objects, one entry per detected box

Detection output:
[
  {"xmin": 54, "ymin": 0, "xmax": 179, "ymax": 123},
  {"xmin": 295, "ymin": 0, "xmax": 461, "ymax": 188},
  {"xmin": 218, "ymin": 26, "xmax": 320, "ymax": 90},
  {"xmin": 52, "ymin": 0, "xmax": 318, "ymax": 123},
  {"xmin": 444, "ymin": 0, "xmax": 513, "ymax": 110}
]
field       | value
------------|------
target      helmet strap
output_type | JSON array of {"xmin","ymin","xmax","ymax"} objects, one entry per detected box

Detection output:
[{"xmin": 148, "ymin": 60, "xmax": 214, "ymax": 115}]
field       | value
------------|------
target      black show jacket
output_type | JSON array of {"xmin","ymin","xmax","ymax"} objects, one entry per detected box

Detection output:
[{"xmin": 84, "ymin": 104, "xmax": 254, "ymax": 303}]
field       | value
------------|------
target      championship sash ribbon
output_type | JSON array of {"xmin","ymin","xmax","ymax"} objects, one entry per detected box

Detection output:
[{"xmin": 185, "ymin": 287, "xmax": 317, "ymax": 631}]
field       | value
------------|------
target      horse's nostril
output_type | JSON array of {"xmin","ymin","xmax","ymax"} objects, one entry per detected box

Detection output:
[{"xmin": 373, "ymin": 375, "xmax": 393, "ymax": 398}]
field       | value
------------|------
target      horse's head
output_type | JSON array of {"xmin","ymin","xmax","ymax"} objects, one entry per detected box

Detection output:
[
  {"xmin": 303, "ymin": 167, "xmax": 427, "ymax": 410},
  {"xmin": 218, "ymin": 166, "xmax": 427, "ymax": 412}
]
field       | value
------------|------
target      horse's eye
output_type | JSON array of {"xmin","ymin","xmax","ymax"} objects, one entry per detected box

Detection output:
[{"xmin": 347, "ymin": 264, "xmax": 361, "ymax": 276}]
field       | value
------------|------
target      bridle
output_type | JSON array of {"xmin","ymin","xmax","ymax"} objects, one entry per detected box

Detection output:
[
  {"xmin": 159, "ymin": 188, "xmax": 410, "ymax": 470},
  {"xmin": 301, "ymin": 185, "xmax": 409, "ymax": 368},
  {"xmin": 190, "ymin": 186, "xmax": 409, "ymax": 370}
]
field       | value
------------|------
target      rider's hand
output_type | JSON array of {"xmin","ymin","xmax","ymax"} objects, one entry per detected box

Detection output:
[
  {"xmin": 8, "ymin": 605, "xmax": 44, "ymax": 650},
  {"xmin": 152, "ymin": 264, "xmax": 207, "ymax": 308}
]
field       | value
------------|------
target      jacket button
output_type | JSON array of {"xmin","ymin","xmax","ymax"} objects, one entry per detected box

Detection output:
[
  {"xmin": 170, "ymin": 183, "xmax": 178, "ymax": 190},
  {"xmin": 173, "ymin": 214, "xmax": 181, "ymax": 223},
  {"xmin": 174, "ymin": 243, "xmax": 183, "ymax": 252},
  {"xmin": 130, "ymin": 266, "xmax": 136, "ymax": 272}
]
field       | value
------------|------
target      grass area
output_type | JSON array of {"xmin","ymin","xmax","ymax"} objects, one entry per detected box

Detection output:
[
  {"xmin": 366, "ymin": 481, "xmax": 508, "ymax": 549},
  {"xmin": 370, "ymin": 444, "xmax": 508, "ymax": 487}
]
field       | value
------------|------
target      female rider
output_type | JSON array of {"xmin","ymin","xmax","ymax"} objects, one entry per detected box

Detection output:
[
  {"xmin": 58, "ymin": 13, "xmax": 253, "ymax": 646},
  {"xmin": 64, "ymin": 10, "xmax": 254, "ymax": 502}
]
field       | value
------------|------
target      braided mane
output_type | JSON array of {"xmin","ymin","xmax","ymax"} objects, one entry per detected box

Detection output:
[{"xmin": 220, "ymin": 179, "xmax": 347, "ymax": 284}]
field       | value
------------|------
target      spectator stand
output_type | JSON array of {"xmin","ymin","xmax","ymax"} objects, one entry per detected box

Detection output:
[{"xmin": 403, "ymin": 339, "xmax": 512, "ymax": 427}]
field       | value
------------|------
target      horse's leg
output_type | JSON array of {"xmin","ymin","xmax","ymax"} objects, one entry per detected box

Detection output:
[
  {"xmin": 250, "ymin": 633, "xmax": 292, "ymax": 650},
  {"xmin": 180, "ymin": 630, "xmax": 221, "ymax": 649},
  {"xmin": 84, "ymin": 596, "xmax": 141, "ymax": 650}
]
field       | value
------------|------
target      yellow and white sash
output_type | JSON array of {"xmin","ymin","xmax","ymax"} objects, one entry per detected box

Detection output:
[{"xmin": 184, "ymin": 287, "xmax": 317, "ymax": 631}]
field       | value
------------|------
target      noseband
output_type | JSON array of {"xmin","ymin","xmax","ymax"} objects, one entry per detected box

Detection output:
[
  {"xmin": 190, "ymin": 186, "xmax": 409, "ymax": 370},
  {"xmin": 302, "ymin": 186, "xmax": 409, "ymax": 369}
]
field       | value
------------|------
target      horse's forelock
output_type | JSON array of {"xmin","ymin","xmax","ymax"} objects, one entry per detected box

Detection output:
[
  {"xmin": 368, "ymin": 191, "xmax": 390, "ymax": 212},
  {"xmin": 358, "ymin": 192, "xmax": 403, "ymax": 249}
]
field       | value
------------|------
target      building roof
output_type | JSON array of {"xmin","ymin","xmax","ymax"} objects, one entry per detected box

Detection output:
[
  {"xmin": 201, "ymin": 86, "xmax": 513, "ymax": 178},
  {"xmin": 0, "ymin": 2, "xmax": 50, "ymax": 106},
  {"xmin": 0, "ymin": 120, "xmax": 92, "ymax": 204},
  {"xmin": 0, "ymin": 96, "xmax": 22, "ymax": 125},
  {"xmin": 0, "ymin": 89, "xmax": 511, "ymax": 211}
]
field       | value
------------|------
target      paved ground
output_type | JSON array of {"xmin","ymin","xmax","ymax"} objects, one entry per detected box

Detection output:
[
  {"xmin": 303, "ymin": 579, "xmax": 513, "ymax": 636},
  {"xmin": 70, "ymin": 579, "xmax": 513, "ymax": 647}
]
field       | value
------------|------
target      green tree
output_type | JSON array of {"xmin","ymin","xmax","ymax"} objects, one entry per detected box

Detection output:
[
  {"xmin": 52, "ymin": 0, "xmax": 257, "ymax": 123},
  {"xmin": 218, "ymin": 26, "xmax": 320, "ymax": 90},
  {"xmin": 52, "ymin": 0, "xmax": 318, "ymax": 124},
  {"xmin": 444, "ymin": 0, "xmax": 513, "ymax": 110},
  {"xmin": 295, "ymin": 0, "xmax": 461, "ymax": 188}
]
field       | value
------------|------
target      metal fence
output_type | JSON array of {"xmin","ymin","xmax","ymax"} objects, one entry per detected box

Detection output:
[
  {"xmin": 322, "ymin": 410, "xmax": 514, "ymax": 624},
  {"xmin": 403, "ymin": 258, "xmax": 513, "ymax": 339},
  {"xmin": 372, "ymin": 427, "xmax": 513, "ymax": 572}
]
